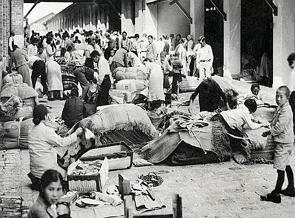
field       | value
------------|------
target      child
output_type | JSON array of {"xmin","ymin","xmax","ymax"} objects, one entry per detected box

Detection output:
[
  {"xmin": 211, "ymin": 99, "xmax": 267, "ymax": 163},
  {"xmin": 170, "ymin": 52, "xmax": 184, "ymax": 98},
  {"xmin": 261, "ymin": 86, "xmax": 295, "ymax": 203},
  {"xmin": 249, "ymin": 83, "xmax": 263, "ymax": 102}
]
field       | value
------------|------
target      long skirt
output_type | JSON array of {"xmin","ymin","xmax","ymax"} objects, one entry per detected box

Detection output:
[{"xmin": 46, "ymin": 60, "xmax": 63, "ymax": 91}]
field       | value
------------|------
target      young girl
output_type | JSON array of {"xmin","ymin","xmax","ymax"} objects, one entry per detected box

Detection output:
[
  {"xmin": 28, "ymin": 169, "xmax": 66, "ymax": 218},
  {"xmin": 261, "ymin": 86, "xmax": 295, "ymax": 203}
]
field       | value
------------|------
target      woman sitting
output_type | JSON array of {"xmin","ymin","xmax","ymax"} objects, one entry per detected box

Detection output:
[
  {"xmin": 28, "ymin": 169, "xmax": 70, "ymax": 218},
  {"xmin": 28, "ymin": 104, "xmax": 83, "ymax": 190}
]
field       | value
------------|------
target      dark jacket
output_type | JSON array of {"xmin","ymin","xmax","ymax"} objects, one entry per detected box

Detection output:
[
  {"xmin": 190, "ymin": 78, "xmax": 226, "ymax": 112},
  {"xmin": 28, "ymin": 195, "xmax": 56, "ymax": 218},
  {"xmin": 62, "ymin": 96, "xmax": 85, "ymax": 128}
]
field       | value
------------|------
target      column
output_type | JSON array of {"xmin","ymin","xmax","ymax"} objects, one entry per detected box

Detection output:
[
  {"xmin": 273, "ymin": 0, "xmax": 295, "ymax": 87},
  {"xmin": 135, "ymin": 0, "xmax": 143, "ymax": 35},
  {"xmin": 142, "ymin": 1, "xmax": 157, "ymax": 37},
  {"xmin": 223, "ymin": 0, "xmax": 241, "ymax": 76},
  {"xmin": 121, "ymin": 0, "xmax": 135, "ymax": 34},
  {"xmin": 190, "ymin": 0, "xmax": 204, "ymax": 40}
]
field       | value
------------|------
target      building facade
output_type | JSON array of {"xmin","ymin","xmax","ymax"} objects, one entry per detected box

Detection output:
[
  {"xmin": 29, "ymin": 13, "xmax": 55, "ymax": 36},
  {"xmin": 45, "ymin": 2, "xmax": 121, "ymax": 33}
]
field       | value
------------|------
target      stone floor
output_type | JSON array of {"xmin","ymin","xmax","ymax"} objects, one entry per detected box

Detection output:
[{"xmin": 1, "ymin": 82, "xmax": 295, "ymax": 218}]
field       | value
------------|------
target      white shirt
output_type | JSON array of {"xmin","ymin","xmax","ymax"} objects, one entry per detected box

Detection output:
[
  {"xmin": 28, "ymin": 122, "xmax": 77, "ymax": 178},
  {"xmin": 221, "ymin": 104, "xmax": 261, "ymax": 131},
  {"xmin": 128, "ymin": 52, "xmax": 143, "ymax": 67},
  {"xmin": 288, "ymin": 68, "xmax": 295, "ymax": 91},
  {"xmin": 197, "ymin": 44, "xmax": 213, "ymax": 63},
  {"xmin": 97, "ymin": 56, "xmax": 112, "ymax": 85},
  {"xmin": 27, "ymin": 44, "xmax": 38, "ymax": 56}
]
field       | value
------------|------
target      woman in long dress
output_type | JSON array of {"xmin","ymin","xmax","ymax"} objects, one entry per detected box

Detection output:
[
  {"xmin": 144, "ymin": 58, "xmax": 165, "ymax": 109},
  {"xmin": 46, "ymin": 37, "xmax": 63, "ymax": 100}
]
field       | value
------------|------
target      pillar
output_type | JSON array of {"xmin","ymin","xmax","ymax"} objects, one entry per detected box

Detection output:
[
  {"xmin": 190, "ymin": 0, "xmax": 204, "ymax": 40},
  {"xmin": 273, "ymin": 0, "xmax": 295, "ymax": 88},
  {"xmin": 121, "ymin": 0, "xmax": 135, "ymax": 34},
  {"xmin": 142, "ymin": 1, "xmax": 157, "ymax": 37},
  {"xmin": 223, "ymin": 0, "xmax": 241, "ymax": 76},
  {"xmin": 11, "ymin": 0, "xmax": 24, "ymax": 48},
  {"xmin": 135, "ymin": 0, "xmax": 144, "ymax": 35}
]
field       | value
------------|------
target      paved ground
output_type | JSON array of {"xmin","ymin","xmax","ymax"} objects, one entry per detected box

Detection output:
[{"xmin": 1, "ymin": 83, "xmax": 295, "ymax": 218}]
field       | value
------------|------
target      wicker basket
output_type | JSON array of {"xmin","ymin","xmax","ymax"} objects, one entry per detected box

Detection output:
[
  {"xmin": 0, "ymin": 196, "xmax": 23, "ymax": 218},
  {"xmin": 67, "ymin": 158, "xmax": 108, "ymax": 193},
  {"xmin": 80, "ymin": 142, "xmax": 133, "ymax": 171}
]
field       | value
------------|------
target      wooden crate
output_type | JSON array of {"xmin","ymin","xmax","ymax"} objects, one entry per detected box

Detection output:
[
  {"xmin": 67, "ymin": 158, "xmax": 108, "ymax": 193},
  {"xmin": 80, "ymin": 142, "xmax": 133, "ymax": 171}
]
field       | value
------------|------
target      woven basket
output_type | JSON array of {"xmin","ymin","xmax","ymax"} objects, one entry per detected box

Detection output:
[{"xmin": 0, "ymin": 196, "xmax": 23, "ymax": 218}]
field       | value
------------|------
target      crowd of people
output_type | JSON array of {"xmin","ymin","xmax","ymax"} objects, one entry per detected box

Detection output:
[
  {"xmin": 9, "ymin": 29, "xmax": 214, "ymax": 104},
  {"xmin": 5, "ymin": 27, "xmax": 295, "ymax": 217}
]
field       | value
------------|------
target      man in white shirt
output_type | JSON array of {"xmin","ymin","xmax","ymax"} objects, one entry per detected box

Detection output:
[
  {"xmin": 196, "ymin": 36, "xmax": 213, "ymax": 80},
  {"xmin": 95, "ymin": 51, "xmax": 113, "ymax": 106}
]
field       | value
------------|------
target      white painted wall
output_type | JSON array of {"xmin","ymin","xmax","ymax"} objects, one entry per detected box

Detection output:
[
  {"xmin": 273, "ymin": 0, "xmax": 295, "ymax": 88},
  {"xmin": 156, "ymin": 0, "xmax": 190, "ymax": 38}
]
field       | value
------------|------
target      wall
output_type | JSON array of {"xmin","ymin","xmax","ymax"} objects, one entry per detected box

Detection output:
[
  {"xmin": 11, "ymin": 0, "xmax": 24, "ymax": 47},
  {"xmin": 272, "ymin": 0, "xmax": 295, "ymax": 88},
  {"xmin": 156, "ymin": 0, "xmax": 190, "ymax": 38},
  {"xmin": 223, "ymin": 0, "xmax": 241, "ymax": 76},
  {"xmin": 122, "ymin": 0, "xmax": 190, "ymax": 38}
]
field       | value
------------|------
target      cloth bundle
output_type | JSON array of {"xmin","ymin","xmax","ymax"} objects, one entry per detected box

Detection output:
[
  {"xmin": 141, "ymin": 114, "xmax": 231, "ymax": 165},
  {"xmin": 74, "ymin": 104, "xmax": 158, "ymax": 146},
  {"xmin": 113, "ymin": 66, "xmax": 149, "ymax": 81},
  {"xmin": 0, "ymin": 83, "xmax": 38, "ymax": 100},
  {"xmin": 115, "ymin": 79, "xmax": 148, "ymax": 93},
  {"xmin": 0, "ymin": 118, "xmax": 34, "ymax": 150},
  {"xmin": 179, "ymin": 76, "xmax": 200, "ymax": 92}
]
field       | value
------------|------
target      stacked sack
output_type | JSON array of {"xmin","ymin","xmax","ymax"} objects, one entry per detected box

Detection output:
[
  {"xmin": 112, "ymin": 66, "xmax": 149, "ymax": 103},
  {"xmin": 0, "ymin": 72, "xmax": 38, "ymax": 150}
]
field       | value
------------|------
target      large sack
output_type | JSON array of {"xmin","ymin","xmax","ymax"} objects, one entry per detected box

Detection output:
[
  {"xmin": 116, "ymin": 79, "xmax": 148, "ymax": 92},
  {"xmin": 113, "ymin": 66, "xmax": 149, "ymax": 81},
  {"xmin": 1, "ymin": 83, "xmax": 38, "ymax": 100},
  {"xmin": 0, "ymin": 118, "xmax": 34, "ymax": 150},
  {"xmin": 75, "ymin": 104, "xmax": 158, "ymax": 147},
  {"xmin": 179, "ymin": 76, "xmax": 200, "ymax": 92},
  {"xmin": 141, "ymin": 119, "xmax": 231, "ymax": 165},
  {"xmin": 2, "ymin": 73, "xmax": 23, "ymax": 86}
]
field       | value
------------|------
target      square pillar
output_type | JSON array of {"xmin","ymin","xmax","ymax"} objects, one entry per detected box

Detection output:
[
  {"xmin": 273, "ymin": 0, "xmax": 295, "ymax": 88},
  {"xmin": 121, "ymin": 0, "xmax": 135, "ymax": 35},
  {"xmin": 223, "ymin": 0, "xmax": 241, "ymax": 76},
  {"xmin": 142, "ymin": 1, "xmax": 157, "ymax": 37},
  {"xmin": 135, "ymin": 0, "xmax": 144, "ymax": 35},
  {"xmin": 190, "ymin": 0, "xmax": 204, "ymax": 40}
]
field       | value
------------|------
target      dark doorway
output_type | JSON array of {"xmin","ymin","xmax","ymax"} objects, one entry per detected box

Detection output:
[
  {"xmin": 241, "ymin": 0, "xmax": 273, "ymax": 87},
  {"xmin": 204, "ymin": 0, "xmax": 224, "ymax": 76}
]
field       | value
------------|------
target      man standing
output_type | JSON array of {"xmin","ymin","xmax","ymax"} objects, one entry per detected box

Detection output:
[
  {"xmin": 96, "ymin": 52, "xmax": 112, "ymax": 106},
  {"xmin": 196, "ymin": 36, "xmax": 213, "ymax": 80},
  {"xmin": 146, "ymin": 35, "xmax": 158, "ymax": 62}
]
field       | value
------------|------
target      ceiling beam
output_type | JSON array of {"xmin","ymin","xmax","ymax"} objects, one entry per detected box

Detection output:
[
  {"xmin": 209, "ymin": 0, "xmax": 227, "ymax": 21},
  {"xmin": 169, "ymin": 0, "xmax": 192, "ymax": 24},
  {"xmin": 264, "ymin": 0, "xmax": 278, "ymax": 16},
  {"xmin": 24, "ymin": 0, "xmax": 40, "ymax": 19}
]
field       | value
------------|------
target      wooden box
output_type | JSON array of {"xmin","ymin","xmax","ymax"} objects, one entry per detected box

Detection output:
[
  {"xmin": 80, "ymin": 142, "xmax": 133, "ymax": 171},
  {"xmin": 67, "ymin": 158, "xmax": 109, "ymax": 193}
]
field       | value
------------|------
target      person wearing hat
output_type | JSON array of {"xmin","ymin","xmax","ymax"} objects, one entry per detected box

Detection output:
[{"xmin": 196, "ymin": 36, "xmax": 213, "ymax": 80}]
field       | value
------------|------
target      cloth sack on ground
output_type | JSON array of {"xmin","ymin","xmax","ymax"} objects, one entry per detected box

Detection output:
[
  {"xmin": 141, "ymin": 115, "xmax": 231, "ymax": 165},
  {"xmin": 0, "ymin": 83, "xmax": 38, "ymax": 100},
  {"xmin": 179, "ymin": 76, "xmax": 200, "ymax": 92},
  {"xmin": 116, "ymin": 79, "xmax": 148, "ymax": 92},
  {"xmin": 113, "ymin": 66, "xmax": 149, "ymax": 81},
  {"xmin": 71, "ymin": 104, "xmax": 158, "ymax": 147},
  {"xmin": 2, "ymin": 72, "xmax": 23, "ymax": 86},
  {"xmin": 0, "ymin": 118, "xmax": 34, "ymax": 149}
]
